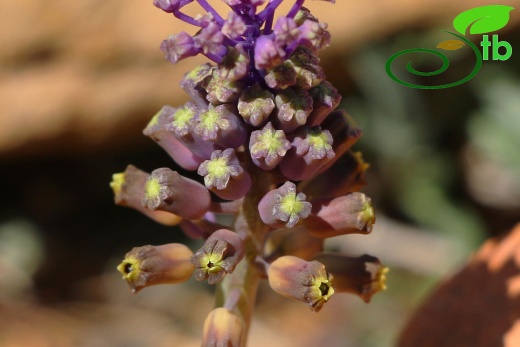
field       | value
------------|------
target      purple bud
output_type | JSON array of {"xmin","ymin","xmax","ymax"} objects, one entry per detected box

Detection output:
[
  {"xmin": 110, "ymin": 165, "xmax": 182, "ymax": 226},
  {"xmin": 160, "ymin": 32, "xmax": 199, "ymax": 64},
  {"xmin": 307, "ymin": 80, "xmax": 341, "ymax": 126},
  {"xmin": 194, "ymin": 104, "xmax": 247, "ymax": 148},
  {"xmin": 289, "ymin": 47, "xmax": 325, "ymax": 89},
  {"xmin": 268, "ymin": 255, "xmax": 334, "ymax": 312},
  {"xmin": 249, "ymin": 122, "xmax": 290, "ymax": 170},
  {"xmin": 217, "ymin": 44, "xmax": 250, "ymax": 82},
  {"xmin": 273, "ymin": 88, "xmax": 313, "ymax": 133},
  {"xmin": 193, "ymin": 22, "xmax": 227, "ymax": 58},
  {"xmin": 142, "ymin": 167, "xmax": 211, "ymax": 220},
  {"xmin": 304, "ymin": 193, "xmax": 375, "ymax": 238},
  {"xmin": 143, "ymin": 106, "xmax": 205, "ymax": 171},
  {"xmin": 264, "ymin": 62, "xmax": 297, "ymax": 90},
  {"xmin": 298, "ymin": 20, "xmax": 331, "ymax": 52},
  {"xmin": 222, "ymin": 12, "xmax": 247, "ymax": 39},
  {"xmin": 258, "ymin": 181, "xmax": 312, "ymax": 228},
  {"xmin": 203, "ymin": 69, "xmax": 244, "ymax": 104},
  {"xmin": 314, "ymin": 253, "xmax": 388, "ymax": 302},
  {"xmin": 273, "ymin": 17, "xmax": 300, "ymax": 47},
  {"xmin": 191, "ymin": 229, "xmax": 245, "ymax": 284},
  {"xmin": 153, "ymin": 0, "xmax": 180, "ymax": 13},
  {"xmin": 198, "ymin": 149, "xmax": 251, "ymax": 200},
  {"xmin": 180, "ymin": 64, "xmax": 213, "ymax": 109},
  {"xmin": 237, "ymin": 83, "xmax": 275, "ymax": 126},
  {"xmin": 254, "ymin": 35, "xmax": 286, "ymax": 70},
  {"xmin": 164, "ymin": 101, "xmax": 221, "ymax": 159},
  {"xmin": 279, "ymin": 125, "xmax": 335, "ymax": 181}
]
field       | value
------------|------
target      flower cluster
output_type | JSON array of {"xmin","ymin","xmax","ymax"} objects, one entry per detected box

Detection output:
[{"xmin": 111, "ymin": 0, "xmax": 387, "ymax": 345}]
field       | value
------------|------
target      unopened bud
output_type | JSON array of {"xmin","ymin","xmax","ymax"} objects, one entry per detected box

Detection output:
[
  {"xmin": 304, "ymin": 192, "xmax": 375, "ymax": 238},
  {"xmin": 201, "ymin": 308, "xmax": 244, "ymax": 347}
]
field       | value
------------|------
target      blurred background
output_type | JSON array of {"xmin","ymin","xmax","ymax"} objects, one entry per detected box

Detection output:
[{"xmin": 1, "ymin": 0, "xmax": 519, "ymax": 346}]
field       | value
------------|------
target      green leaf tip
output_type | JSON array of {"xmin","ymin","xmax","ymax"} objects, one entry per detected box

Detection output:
[{"xmin": 453, "ymin": 5, "xmax": 515, "ymax": 35}]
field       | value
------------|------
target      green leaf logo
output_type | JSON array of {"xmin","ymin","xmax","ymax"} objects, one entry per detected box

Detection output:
[{"xmin": 453, "ymin": 5, "xmax": 515, "ymax": 35}]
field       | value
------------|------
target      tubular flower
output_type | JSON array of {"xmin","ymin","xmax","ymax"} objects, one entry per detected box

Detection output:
[
  {"xmin": 113, "ymin": 0, "xmax": 385, "ymax": 345},
  {"xmin": 190, "ymin": 229, "xmax": 245, "ymax": 285},
  {"xmin": 314, "ymin": 253, "xmax": 388, "ymax": 303},
  {"xmin": 268, "ymin": 255, "xmax": 334, "ymax": 312},
  {"xmin": 117, "ymin": 243, "xmax": 194, "ymax": 293}
]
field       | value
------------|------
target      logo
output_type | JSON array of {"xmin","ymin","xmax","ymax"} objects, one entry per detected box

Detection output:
[{"xmin": 386, "ymin": 5, "xmax": 515, "ymax": 89}]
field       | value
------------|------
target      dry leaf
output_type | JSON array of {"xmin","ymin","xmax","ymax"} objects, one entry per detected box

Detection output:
[{"xmin": 436, "ymin": 39, "xmax": 465, "ymax": 50}]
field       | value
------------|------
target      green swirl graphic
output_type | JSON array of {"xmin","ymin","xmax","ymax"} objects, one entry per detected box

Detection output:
[{"xmin": 385, "ymin": 31, "xmax": 483, "ymax": 89}]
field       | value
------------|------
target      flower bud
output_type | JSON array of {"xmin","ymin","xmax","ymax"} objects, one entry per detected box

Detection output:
[
  {"xmin": 201, "ymin": 308, "xmax": 245, "ymax": 347},
  {"xmin": 160, "ymin": 31, "xmax": 199, "ymax": 64},
  {"xmin": 110, "ymin": 165, "xmax": 181, "ymax": 225},
  {"xmin": 165, "ymin": 101, "xmax": 220, "ymax": 159},
  {"xmin": 237, "ymin": 83, "xmax": 275, "ymax": 126},
  {"xmin": 268, "ymin": 255, "xmax": 334, "ymax": 312},
  {"xmin": 307, "ymin": 80, "xmax": 341, "ymax": 126},
  {"xmin": 117, "ymin": 243, "xmax": 194, "ymax": 293},
  {"xmin": 194, "ymin": 104, "xmax": 247, "ymax": 149},
  {"xmin": 258, "ymin": 181, "xmax": 312, "ymax": 228},
  {"xmin": 198, "ymin": 149, "xmax": 251, "ymax": 200},
  {"xmin": 279, "ymin": 125, "xmax": 335, "ymax": 181},
  {"xmin": 314, "ymin": 253, "xmax": 388, "ymax": 302},
  {"xmin": 203, "ymin": 69, "xmax": 244, "ymax": 105},
  {"xmin": 217, "ymin": 44, "xmax": 249, "ymax": 82},
  {"xmin": 143, "ymin": 106, "xmax": 204, "ymax": 171},
  {"xmin": 304, "ymin": 192, "xmax": 375, "ymax": 238},
  {"xmin": 191, "ymin": 229, "xmax": 245, "ymax": 285},
  {"xmin": 273, "ymin": 88, "xmax": 313, "ymax": 133},
  {"xmin": 142, "ymin": 168, "xmax": 211, "ymax": 220},
  {"xmin": 180, "ymin": 64, "xmax": 213, "ymax": 109},
  {"xmin": 249, "ymin": 122, "xmax": 290, "ymax": 170}
]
